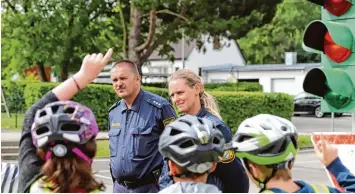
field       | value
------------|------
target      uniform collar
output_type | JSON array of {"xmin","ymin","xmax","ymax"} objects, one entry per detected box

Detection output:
[
  {"xmin": 120, "ymin": 89, "xmax": 144, "ymax": 112},
  {"xmin": 196, "ymin": 106, "xmax": 207, "ymax": 117},
  {"xmin": 181, "ymin": 106, "xmax": 207, "ymax": 117}
]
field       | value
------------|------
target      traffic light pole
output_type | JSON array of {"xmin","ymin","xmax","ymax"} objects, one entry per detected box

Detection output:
[
  {"xmin": 331, "ymin": 112, "xmax": 335, "ymax": 132},
  {"xmin": 352, "ymin": 113, "xmax": 355, "ymax": 133}
]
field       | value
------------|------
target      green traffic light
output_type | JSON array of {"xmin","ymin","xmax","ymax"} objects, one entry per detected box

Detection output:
[{"xmin": 324, "ymin": 91, "xmax": 352, "ymax": 109}]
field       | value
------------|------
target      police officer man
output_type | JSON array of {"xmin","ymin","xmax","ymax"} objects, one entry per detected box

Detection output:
[{"xmin": 108, "ymin": 60, "xmax": 177, "ymax": 193}]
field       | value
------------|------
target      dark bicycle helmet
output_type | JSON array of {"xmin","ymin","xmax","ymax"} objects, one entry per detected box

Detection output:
[
  {"xmin": 31, "ymin": 101, "xmax": 99, "ymax": 164},
  {"xmin": 159, "ymin": 115, "xmax": 225, "ymax": 174}
]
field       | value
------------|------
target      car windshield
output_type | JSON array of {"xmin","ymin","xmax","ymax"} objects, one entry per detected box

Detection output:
[{"xmin": 294, "ymin": 92, "xmax": 320, "ymax": 100}]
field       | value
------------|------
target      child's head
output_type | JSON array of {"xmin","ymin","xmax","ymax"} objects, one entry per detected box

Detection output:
[
  {"xmin": 159, "ymin": 115, "xmax": 225, "ymax": 182},
  {"xmin": 31, "ymin": 101, "xmax": 103, "ymax": 192},
  {"xmin": 226, "ymin": 114, "xmax": 298, "ymax": 190}
]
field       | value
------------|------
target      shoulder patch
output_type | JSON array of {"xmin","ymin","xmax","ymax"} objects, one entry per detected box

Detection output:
[
  {"xmin": 146, "ymin": 98, "xmax": 163, "ymax": 108},
  {"xmin": 163, "ymin": 117, "xmax": 175, "ymax": 127},
  {"xmin": 108, "ymin": 101, "xmax": 120, "ymax": 112},
  {"xmin": 220, "ymin": 150, "xmax": 235, "ymax": 163}
]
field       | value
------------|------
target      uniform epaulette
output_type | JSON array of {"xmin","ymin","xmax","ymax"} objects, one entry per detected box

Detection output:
[
  {"xmin": 146, "ymin": 98, "xmax": 163, "ymax": 108},
  {"xmin": 108, "ymin": 101, "xmax": 121, "ymax": 112}
]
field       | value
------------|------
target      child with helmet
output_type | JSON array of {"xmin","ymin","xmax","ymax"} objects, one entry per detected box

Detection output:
[
  {"xmin": 158, "ymin": 115, "xmax": 225, "ymax": 193},
  {"xmin": 17, "ymin": 49, "xmax": 113, "ymax": 193},
  {"xmin": 226, "ymin": 114, "xmax": 355, "ymax": 193}
]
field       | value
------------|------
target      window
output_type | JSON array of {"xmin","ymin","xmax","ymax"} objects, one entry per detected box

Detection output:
[{"xmin": 198, "ymin": 68, "xmax": 202, "ymax": 76}]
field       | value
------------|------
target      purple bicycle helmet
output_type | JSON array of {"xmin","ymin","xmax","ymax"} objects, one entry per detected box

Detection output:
[{"xmin": 31, "ymin": 101, "xmax": 99, "ymax": 164}]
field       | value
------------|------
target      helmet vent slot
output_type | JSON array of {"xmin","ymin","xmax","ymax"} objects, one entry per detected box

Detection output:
[
  {"xmin": 51, "ymin": 105, "xmax": 59, "ymax": 114},
  {"xmin": 36, "ymin": 126, "xmax": 49, "ymax": 135},
  {"xmin": 61, "ymin": 123, "xmax": 81, "ymax": 131},
  {"xmin": 213, "ymin": 137, "xmax": 220, "ymax": 144},
  {"xmin": 170, "ymin": 128, "xmax": 181, "ymax": 136},
  {"xmin": 39, "ymin": 111, "xmax": 47, "ymax": 117},
  {"xmin": 64, "ymin": 107, "xmax": 75, "ymax": 114},
  {"xmin": 179, "ymin": 139, "xmax": 194, "ymax": 148}
]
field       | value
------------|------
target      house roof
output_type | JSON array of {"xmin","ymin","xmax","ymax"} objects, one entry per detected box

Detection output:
[
  {"xmin": 148, "ymin": 39, "xmax": 196, "ymax": 61},
  {"xmin": 202, "ymin": 63, "xmax": 321, "ymax": 72}
]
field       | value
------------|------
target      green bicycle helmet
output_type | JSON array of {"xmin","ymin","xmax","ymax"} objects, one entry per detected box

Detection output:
[
  {"xmin": 226, "ymin": 114, "xmax": 298, "ymax": 165},
  {"xmin": 225, "ymin": 114, "xmax": 299, "ymax": 191}
]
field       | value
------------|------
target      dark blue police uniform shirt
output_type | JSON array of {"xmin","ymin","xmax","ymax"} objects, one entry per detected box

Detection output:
[
  {"xmin": 197, "ymin": 106, "xmax": 250, "ymax": 193},
  {"xmin": 108, "ymin": 89, "xmax": 177, "ymax": 180}
]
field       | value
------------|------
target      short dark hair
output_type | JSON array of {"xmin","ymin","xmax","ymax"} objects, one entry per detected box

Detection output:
[{"xmin": 111, "ymin": 60, "xmax": 139, "ymax": 75}]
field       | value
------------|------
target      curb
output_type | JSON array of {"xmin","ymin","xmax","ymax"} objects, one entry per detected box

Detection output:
[{"xmin": 299, "ymin": 147, "xmax": 314, "ymax": 153}]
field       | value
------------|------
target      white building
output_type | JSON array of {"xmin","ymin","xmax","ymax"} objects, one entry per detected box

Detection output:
[
  {"xmin": 95, "ymin": 36, "xmax": 246, "ymax": 83},
  {"xmin": 202, "ymin": 63, "xmax": 321, "ymax": 96}
]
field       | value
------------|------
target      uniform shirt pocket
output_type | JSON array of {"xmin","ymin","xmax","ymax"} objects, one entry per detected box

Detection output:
[
  {"xmin": 131, "ymin": 126, "xmax": 158, "ymax": 158},
  {"xmin": 108, "ymin": 129, "xmax": 121, "ymax": 157}
]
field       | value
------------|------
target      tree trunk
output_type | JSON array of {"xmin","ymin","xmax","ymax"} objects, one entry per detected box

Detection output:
[
  {"xmin": 128, "ymin": 7, "xmax": 143, "ymax": 77},
  {"xmin": 60, "ymin": 62, "xmax": 69, "ymax": 81},
  {"xmin": 36, "ymin": 63, "xmax": 48, "ymax": 82}
]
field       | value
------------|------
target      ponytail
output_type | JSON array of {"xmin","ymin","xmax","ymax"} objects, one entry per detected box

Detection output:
[{"xmin": 200, "ymin": 91, "xmax": 222, "ymax": 119}]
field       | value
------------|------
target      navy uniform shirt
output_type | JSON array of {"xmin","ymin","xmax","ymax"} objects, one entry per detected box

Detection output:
[
  {"xmin": 108, "ymin": 89, "xmax": 177, "ymax": 180},
  {"xmin": 197, "ymin": 106, "xmax": 250, "ymax": 193}
]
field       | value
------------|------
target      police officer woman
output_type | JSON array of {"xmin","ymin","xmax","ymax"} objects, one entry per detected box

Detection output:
[{"xmin": 161, "ymin": 69, "xmax": 249, "ymax": 193}]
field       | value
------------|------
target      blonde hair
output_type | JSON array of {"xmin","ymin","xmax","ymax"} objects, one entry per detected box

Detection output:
[
  {"xmin": 252, "ymin": 162, "xmax": 293, "ymax": 181},
  {"xmin": 169, "ymin": 69, "xmax": 222, "ymax": 119}
]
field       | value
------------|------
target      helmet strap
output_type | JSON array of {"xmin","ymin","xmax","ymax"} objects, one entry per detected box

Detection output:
[
  {"xmin": 72, "ymin": 147, "xmax": 92, "ymax": 164},
  {"xmin": 244, "ymin": 159, "xmax": 278, "ymax": 193},
  {"xmin": 45, "ymin": 150, "xmax": 52, "ymax": 160},
  {"xmin": 44, "ymin": 143, "xmax": 92, "ymax": 164}
]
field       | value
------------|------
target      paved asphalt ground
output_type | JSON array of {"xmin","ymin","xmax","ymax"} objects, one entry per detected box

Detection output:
[
  {"xmin": 2, "ymin": 115, "xmax": 352, "ymax": 192},
  {"xmin": 92, "ymin": 151, "xmax": 333, "ymax": 193},
  {"xmin": 292, "ymin": 114, "xmax": 354, "ymax": 133}
]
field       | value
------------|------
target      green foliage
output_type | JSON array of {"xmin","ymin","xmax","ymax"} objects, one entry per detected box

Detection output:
[
  {"xmin": 142, "ymin": 82, "xmax": 262, "ymax": 92},
  {"xmin": 238, "ymin": 0, "xmax": 321, "ymax": 64},
  {"xmin": 136, "ymin": 0, "xmax": 283, "ymax": 62},
  {"xmin": 23, "ymin": 82, "xmax": 170, "ymax": 130},
  {"xmin": 22, "ymin": 82, "xmax": 291, "ymax": 132},
  {"xmin": 1, "ymin": 80, "xmax": 37, "ymax": 112},
  {"xmin": 204, "ymin": 82, "xmax": 263, "ymax": 92},
  {"xmin": 1, "ymin": 0, "xmax": 122, "ymax": 81},
  {"xmin": 210, "ymin": 91, "xmax": 294, "ymax": 133},
  {"xmin": 2, "ymin": 0, "xmax": 283, "ymax": 80}
]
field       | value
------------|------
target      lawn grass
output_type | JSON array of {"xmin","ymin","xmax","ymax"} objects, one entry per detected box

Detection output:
[
  {"xmin": 1, "ymin": 113, "xmax": 24, "ymax": 130},
  {"xmin": 94, "ymin": 135, "xmax": 313, "ymax": 158},
  {"xmin": 298, "ymin": 135, "xmax": 313, "ymax": 149},
  {"xmin": 1, "ymin": 112, "xmax": 313, "ymax": 158},
  {"xmin": 96, "ymin": 140, "xmax": 110, "ymax": 158}
]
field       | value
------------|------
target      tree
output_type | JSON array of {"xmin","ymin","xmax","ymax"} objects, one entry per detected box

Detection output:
[
  {"xmin": 238, "ymin": 0, "xmax": 321, "ymax": 64},
  {"xmin": 2, "ymin": 0, "xmax": 282, "ymax": 80},
  {"xmin": 114, "ymin": 0, "xmax": 282, "ymax": 76},
  {"xmin": 1, "ymin": 0, "xmax": 121, "ymax": 81}
]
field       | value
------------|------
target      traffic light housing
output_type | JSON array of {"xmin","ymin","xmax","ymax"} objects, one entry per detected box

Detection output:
[{"xmin": 302, "ymin": 0, "xmax": 355, "ymax": 113}]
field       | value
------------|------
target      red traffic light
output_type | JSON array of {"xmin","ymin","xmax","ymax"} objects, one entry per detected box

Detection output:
[
  {"xmin": 324, "ymin": 0, "xmax": 352, "ymax": 16},
  {"xmin": 324, "ymin": 32, "xmax": 351, "ymax": 63}
]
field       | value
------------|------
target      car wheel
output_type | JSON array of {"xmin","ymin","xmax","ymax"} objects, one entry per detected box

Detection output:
[{"xmin": 314, "ymin": 106, "xmax": 324, "ymax": 118}]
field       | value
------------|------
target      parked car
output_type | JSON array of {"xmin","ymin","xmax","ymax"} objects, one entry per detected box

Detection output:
[{"xmin": 293, "ymin": 92, "xmax": 342, "ymax": 118}]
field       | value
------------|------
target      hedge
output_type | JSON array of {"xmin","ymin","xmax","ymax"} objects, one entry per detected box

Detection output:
[
  {"xmin": 204, "ymin": 82, "xmax": 263, "ymax": 92},
  {"xmin": 142, "ymin": 82, "xmax": 263, "ymax": 92},
  {"xmin": 210, "ymin": 91, "xmax": 294, "ymax": 133},
  {"xmin": 24, "ymin": 82, "xmax": 170, "ymax": 130},
  {"xmin": 5, "ymin": 81, "xmax": 293, "ymax": 133},
  {"xmin": 1, "ymin": 80, "xmax": 36, "ymax": 113}
]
